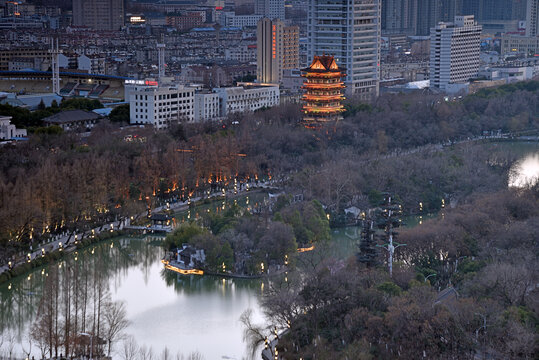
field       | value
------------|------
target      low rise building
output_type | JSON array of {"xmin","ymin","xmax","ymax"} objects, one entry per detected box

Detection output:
[
  {"xmin": 214, "ymin": 84, "xmax": 279, "ymax": 116},
  {"xmin": 225, "ymin": 44, "xmax": 257, "ymax": 62},
  {"xmin": 478, "ymin": 66, "xmax": 534, "ymax": 82},
  {"xmin": 42, "ymin": 110, "xmax": 101, "ymax": 131},
  {"xmin": 78, "ymin": 55, "xmax": 106, "ymax": 75},
  {"xmin": 500, "ymin": 34, "xmax": 539, "ymax": 56},
  {"xmin": 194, "ymin": 91, "xmax": 221, "ymax": 122},
  {"xmin": 166, "ymin": 13, "xmax": 204, "ymax": 31},
  {"xmin": 129, "ymin": 83, "xmax": 195, "ymax": 129},
  {"xmin": 224, "ymin": 14, "xmax": 263, "ymax": 28},
  {"xmin": 0, "ymin": 115, "xmax": 27, "ymax": 140}
]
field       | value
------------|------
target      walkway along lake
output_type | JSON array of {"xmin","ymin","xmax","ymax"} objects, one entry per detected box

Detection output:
[{"xmin": 1, "ymin": 140, "xmax": 537, "ymax": 359}]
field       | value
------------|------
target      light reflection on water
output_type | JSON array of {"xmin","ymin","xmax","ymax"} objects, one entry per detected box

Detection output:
[{"xmin": 509, "ymin": 153, "xmax": 539, "ymax": 188}]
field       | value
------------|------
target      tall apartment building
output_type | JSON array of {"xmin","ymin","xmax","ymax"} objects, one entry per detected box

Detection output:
[
  {"xmin": 257, "ymin": 18, "xmax": 283, "ymax": 84},
  {"xmin": 429, "ymin": 15, "xmax": 482, "ymax": 92},
  {"xmin": 526, "ymin": 0, "xmax": 539, "ymax": 37},
  {"xmin": 255, "ymin": 0, "xmax": 285, "ymax": 21},
  {"xmin": 72, "ymin": 0, "xmax": 124, "ymax": 31},
  {"xmin": 308, "ymin": 0, "xmax": 381, "ymax": 99},
  {"xmin": 257, "ymin": 18, "xmax": 299, "ymax": 84},
  {"xmin": 283, "ymin": 25, "xmax": 300, "ymax": 69},
  {"xmin": 381, "ymin": 0, "xmax": 417, "ymax": 35}
]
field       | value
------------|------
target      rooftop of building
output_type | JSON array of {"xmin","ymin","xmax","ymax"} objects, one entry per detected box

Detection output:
[
  {"xmin": 42, "ymin": 109, "xmax": 101, "ymax": 124},
  {"xmin": 302, "ymin": 55, "xmax": 345, "ymax": 73}
]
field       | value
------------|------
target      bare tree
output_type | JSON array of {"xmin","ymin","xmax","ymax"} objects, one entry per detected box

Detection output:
[
  {"xmin": 161, "ymin": 346, "xmax": 171, "ymax": 360},
  {"xmin": 121, "ymin": 335, "xmax": 139, "ymax": 360},
  {"xmin": 20, "ymin": 333, "xmax": 33, "ymax": 360},
  {"xmin": 139, "ymin": 345, "xmax": 154, "ymax": 360},
  {"xmin": 103, "ymin": 301, "xmax": 130, "ymax": 356},
  {"xmin": 240, "ymin": 309, "xmax": 275, "ymax": 360}
]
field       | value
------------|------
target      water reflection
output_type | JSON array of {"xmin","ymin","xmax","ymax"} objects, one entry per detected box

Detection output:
[
  {"xmin": 0, "ymin": 236, "xmax": 264, "ymax": 359},
  {"xmin": 509, "ymin": 153, "xmax": 539, "ymax": 188}
]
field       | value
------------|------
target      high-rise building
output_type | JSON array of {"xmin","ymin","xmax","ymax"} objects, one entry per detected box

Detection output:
[
  {"xmin": 429, "ymin": 15, "xmax": 482, "ymax": 91},
  {"xmin": 438, "ymin": 0, "xmax": 461, "ymax": 23},
  {"xmin": 308, "ymin": 0, "xmax": 381, "ymax": 99},
  {"xmin": 254, "ymin": 0, "xmax": 285, "ymax": 21},
  {"xmin": 72, "ymin": 0, "xmax": 124, "ymax": 31},
  {"xmin": 460, "ymin": 0, "xmax": 527, "ymax": 22},
  {"xmin": 257, "ymin": 18, "xmax": 299, "ymax": 84},
  {"xmin": 381, "ymin": 0, "xmax": 417, "ymax": 35},
  {"xmin": 416, "ymin": 0, "xmax": 439, "ymax": 36},
  {"xmin": 526, "ymin": 0, "xmax": 539, "ymax": 37},
  {"xmin": 283, "ymin": 25, "xmax": 300, "ymax": 70},
  {"xmin": 257, "ymin": 18, "xmax": 283, "ymax": 84}
]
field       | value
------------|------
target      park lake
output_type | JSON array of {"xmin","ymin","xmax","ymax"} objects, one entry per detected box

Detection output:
[{"xmin": 1, "ymin": 141, "xmax": 537, "ymax": 359}]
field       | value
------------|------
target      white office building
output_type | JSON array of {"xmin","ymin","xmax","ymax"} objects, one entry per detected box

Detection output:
[
  {"xmin": 307, "ymin": 0, "xmax": 381, "ymax": 99},
  {"xmin": 213, "ymin": 84, "xmax": 279, "ymax": 116},
  {"xmin": 429, "ymin": 15, "xmax": 482, "ymax": 92},
  {"xmin": 128, "ymin": 82, "xmax": 195, "ymax": 129},
  {"xmin": 194, "ymin": 91, "xmax": 221, "ymax": 121},
  {"xmin": 255, "ymin": 0, "xmax": 285, "ymax": 21}
]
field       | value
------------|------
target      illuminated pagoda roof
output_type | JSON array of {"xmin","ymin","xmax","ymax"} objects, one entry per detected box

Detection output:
[{"xmin": 301, "ymin": 55, "xmax": 345, "ymax": 74}]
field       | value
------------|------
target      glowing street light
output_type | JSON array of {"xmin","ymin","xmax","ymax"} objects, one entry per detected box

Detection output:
[
  {"xmin": 27, "ymin": 253, "xmax": 31, "ymax": 263},
  {"xmin": 41, "ymin": 248, "xmax": 45, "ymax": 257}
]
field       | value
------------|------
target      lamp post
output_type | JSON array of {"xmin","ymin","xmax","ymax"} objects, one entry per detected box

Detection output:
[
  {"xmin": 377, "ymin": 232, "xmax": 406, "ymax": 278},
  {"xmin": 424, "ymin": 273, "xmax": 436, "ymax": 283}
]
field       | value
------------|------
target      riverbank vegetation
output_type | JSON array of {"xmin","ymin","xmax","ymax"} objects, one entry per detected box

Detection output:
[
  {"xmin": 1, "ymin": 81, "xmax": 536, "ymax": 266},
  {"xmin": 245, "ymin": 187, "xmax": 538, "ymax": 359},
  {"xmin": 164, "ymin": 199, "xmax": 329, "ymax": 275}
]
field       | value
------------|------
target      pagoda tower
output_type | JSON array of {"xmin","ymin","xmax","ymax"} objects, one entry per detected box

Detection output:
[{"xmin": 301, "ymin": 55, "xmax": 345, "ymax": 125}]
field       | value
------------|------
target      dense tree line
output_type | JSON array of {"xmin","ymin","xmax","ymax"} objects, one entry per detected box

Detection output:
[
  {"xmin": 244, "ymin": 188, "xmax": 538, "ymax": 359},
  {"xmin": 0, "ymin": 81, "xmax": 536, "ymax": 264},
  {"xmin": 0, "ymin": 98, "xmax": 103, "ymax": 129},
  {"xmin": 164, "ymin": 200, "xmax": 329, "ymax": 275}
]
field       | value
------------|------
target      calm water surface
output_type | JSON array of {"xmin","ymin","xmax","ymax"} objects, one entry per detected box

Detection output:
[{"xmin": 1, "ymin": 142, "xmax": 537, "ymax": 358}]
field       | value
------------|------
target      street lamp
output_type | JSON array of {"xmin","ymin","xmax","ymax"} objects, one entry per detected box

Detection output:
[{"xmin": 424, "ymin": 273, "xmax": 436, "ymax": 283}]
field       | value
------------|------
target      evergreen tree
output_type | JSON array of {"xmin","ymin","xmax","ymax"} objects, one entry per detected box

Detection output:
[{"xmin": 357, "ymin": 218, "xmax": 378, "ymax": 267}]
